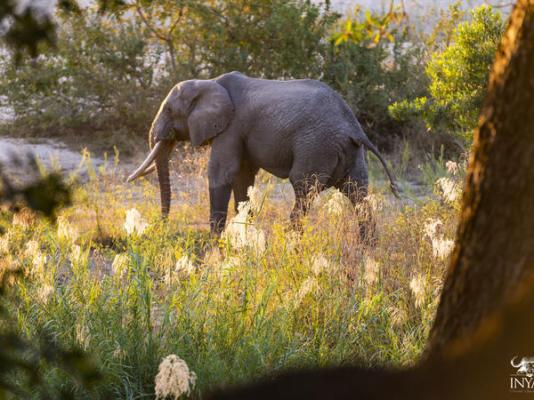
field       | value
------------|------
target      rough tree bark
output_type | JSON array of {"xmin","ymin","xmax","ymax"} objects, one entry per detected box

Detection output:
[{"xmin": 209, "ymin": 1, "xmax": 534, "ymax": 399}]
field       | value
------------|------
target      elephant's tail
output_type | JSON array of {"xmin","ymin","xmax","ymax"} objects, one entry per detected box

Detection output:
[{"xmin": 350, "ymin": 135, "xmax": 400, "ymax": 198}]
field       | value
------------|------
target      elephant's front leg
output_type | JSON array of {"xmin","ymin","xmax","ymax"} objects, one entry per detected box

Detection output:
[
  {"xmin": 232, "ymin": 160, "xmax": 259, "ymax": 213},
  {"xmin": 207, "ymin": 132, "xmax": 244, "ymax": 235},
  {"xmin": 209, "ymin": 184, "xmax": 232, "ymax": 234}
]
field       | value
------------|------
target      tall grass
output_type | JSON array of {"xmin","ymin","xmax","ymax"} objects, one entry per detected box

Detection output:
[{"xmin": 0, "ymin": 150, "xmax": 460, "ymax": 399}]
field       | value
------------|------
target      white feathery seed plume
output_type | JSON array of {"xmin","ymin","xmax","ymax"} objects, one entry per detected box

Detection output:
[
  {"xmin": 24, "ymin": 240, "xmax": 46, "ymax": 274},
  {"xmin": 155, "ymin": 354, "xmax": 197, "ymax": 399},
  {"xmin": 175, "ymin": 255, "xmax": 195, "ymax": 275},
  {"xmin": 247, "ymin": 185, "xmax": 264, "ymax": 214},
  {"xmin": 311, "ymin": 254, "xmax": 331, "ymax": 275},
  {"xmin": 0, "ymin": 234, "xmax": 10, "ymax": 254},
  {"xmin": 324, "ymin": 190, "xmax": 350, "ymax": 216},
  {"xmin": 37, "ymin": 284, "xmax": 54, "ymax": 304},
  {"xmin": 435, "ymin": 177, "xmax": 461, "ymax": 204},
  {"xmin": 112, "ymin": 253, "xmax": 129, "ymax": 277},
  {"xmin": 410, "ymin": 274, "xmax": 426, "ymax": 309},
  {"xmin": 124, "ymin": 208, "xmax": 149, "ymax": 236},
  {"xmin": 222, "ymin": 202, "xmax": 266, "ymax": 253},
  {"xmin": 296, "ymin": 277, "xmax": 319, "ymax": 305},
  {"xmin": 423, "ymin": 218, "xmax": 454, "ymax": 260},
  {"xmin": 446, "ymin": 160, "xmax": 459, "ymax": 175}
]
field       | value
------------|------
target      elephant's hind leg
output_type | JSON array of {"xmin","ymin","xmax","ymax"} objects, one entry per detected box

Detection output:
[
  {"xmin": 288, "ymin": 144, "xmax": 338, "ymax": 231},
  {"xmin": 289, "ymin": 173, "xmax": 329, "ymax": 231},
  {"xmin": 232, "ymin": 160, "xmax": 259, "ymax": 213},
  {"xmin": 337, "ymin": 148, "xmax": 377, "ymax": 245},
  {"xmin": 338, "ymin": 178, "xmax": 376, "ymax": 245}
]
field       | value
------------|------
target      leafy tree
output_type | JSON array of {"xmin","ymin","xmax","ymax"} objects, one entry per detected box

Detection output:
[
  {"xmin": 0, "ymin": 13, "xmax": 167, "ymax": 149},
  {"xmin": 389, "ymin": 6, "xmax": 505, "ymax": 144},
  {"xmin": 1, "ymin": 1, "xmax": 340, "ymax": 142},
  {"xmin": 122, "ymin": 0, "xmax": 339, "ymax": 79},
  {"xmin": 323, "ymin": 5, "xmax": 427, "ymax": 148}
]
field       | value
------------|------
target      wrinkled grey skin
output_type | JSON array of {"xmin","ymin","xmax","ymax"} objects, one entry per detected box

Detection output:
[{"xmin": 127, "ymin": 71, "xmax": 399, "ymax": 240}]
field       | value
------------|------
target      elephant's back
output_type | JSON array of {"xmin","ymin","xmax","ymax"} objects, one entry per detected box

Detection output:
[
  {"xmin": 245, "ymin": 79, "xmax": 345, "ymax": 134},
  {"xmin": 220, "ymin": 73, "xmax": 359, "ymax": 178}
]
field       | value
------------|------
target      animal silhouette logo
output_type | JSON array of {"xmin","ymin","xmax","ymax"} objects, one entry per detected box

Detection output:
[{"xmin": 511, "ymin": 357, "xmax": 534, "ymax": 378}]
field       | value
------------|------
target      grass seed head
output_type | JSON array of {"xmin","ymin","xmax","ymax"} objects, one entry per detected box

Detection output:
[
  {"xmin": 57, "ymin": 215, "xmax": 79, "ymax": 244},
  {"xmin": 124, "ymin": 208, "xmax": 149, "ymax": 236},
  {"xmin": 155, "ymin": 354, "xmax": 197, "ymax": 399}
]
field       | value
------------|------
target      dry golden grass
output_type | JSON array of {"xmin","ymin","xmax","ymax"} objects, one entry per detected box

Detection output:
[{"xmin": 0, "ymin": 150, "xmax": 462, "ymax": 398}]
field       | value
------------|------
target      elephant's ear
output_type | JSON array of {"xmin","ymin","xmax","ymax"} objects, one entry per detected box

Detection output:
[{"xmin": 186, "ymin": 80, "xmax": 234, "ymax": 147}]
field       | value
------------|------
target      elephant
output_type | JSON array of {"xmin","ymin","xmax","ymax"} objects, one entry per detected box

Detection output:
[{"xmin": 127, "ymin": 71, "xmax": 399, "ymax": 239}]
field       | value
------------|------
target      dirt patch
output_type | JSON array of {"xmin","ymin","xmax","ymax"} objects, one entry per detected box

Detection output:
[{"xmin": 0, "ymin": 136, "xmax": 108, "ymax": 182}]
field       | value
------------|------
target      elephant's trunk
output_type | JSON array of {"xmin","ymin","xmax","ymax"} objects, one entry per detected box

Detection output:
[
  {"xmin": 155, "ymin": 142, "xmax": 174, "ymax": 217},
  {"xmin": 126, "ymin": 139, "xmax": 175, "ymax": 216}
]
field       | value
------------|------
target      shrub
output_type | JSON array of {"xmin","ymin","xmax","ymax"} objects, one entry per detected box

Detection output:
[
  {"xmin": 323, "ymin": 7, "xmax": 427, "ymax": 149},
  {"xmin": 178, "ymin": 0, "xmax": 338, "ymax": 79},
  {"xmin": 389, "ymin": 6, "xmax": 504, "ymax": 144},
  {"xmin": 0, "ymin": 14, "xmax": 169, "ymax": 147}
]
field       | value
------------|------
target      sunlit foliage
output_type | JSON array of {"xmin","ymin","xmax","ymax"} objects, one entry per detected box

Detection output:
[{"xmin": 389, "ymin": 5, "xmax": 504, "ymax": 143}]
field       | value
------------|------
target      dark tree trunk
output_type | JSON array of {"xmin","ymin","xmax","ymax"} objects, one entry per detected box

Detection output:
[
  {"xmin": 209, "ymin": 1, "xmax": 534, "ymax": 399},
  {"xmin": 426, "ymin": 0, "xmax": 534, "ymax": 356}
]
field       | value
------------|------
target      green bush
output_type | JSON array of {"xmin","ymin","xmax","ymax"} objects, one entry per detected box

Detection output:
[
  {"xmin": 0, "ymin": 14, "xmax": 169, "ymax": 147},
  {"xmin": 322, "ymin": 8, "xmax": 427, "ymax": 148},
  {"xmin": 0, "ymin": 1, "xmax": 427, "ymax": 152},
  {"xmin": 181, "ymin": 0, "xmax": 338, "ymax": 79},
  {"xmin": 389, "ymin": 5, "xmax": 504, "ymax": 144}
]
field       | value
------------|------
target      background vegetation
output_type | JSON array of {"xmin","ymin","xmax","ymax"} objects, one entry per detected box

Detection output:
[{"xmin": 0, "ymin": 0, "xmax": 505, "ymax": 154}]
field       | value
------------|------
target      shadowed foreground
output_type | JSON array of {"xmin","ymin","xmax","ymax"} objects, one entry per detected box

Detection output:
[{"xmin": 210, "ymin": 280, "xmax": 534, "ymax": 400}]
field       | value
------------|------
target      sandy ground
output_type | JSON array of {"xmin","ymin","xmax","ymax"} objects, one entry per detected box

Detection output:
[
  {"xmin": 0, "ymin": 136, "xmax": 109, "ymax": 183},
  {"xmin": 0, "ymin": 137, "xmax": 103, "ymax": 168}
]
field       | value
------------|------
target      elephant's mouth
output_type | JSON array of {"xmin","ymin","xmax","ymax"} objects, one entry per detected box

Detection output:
[{"xmin": 126, "ymin": 140, "xmax": 175, "ymax": 182}]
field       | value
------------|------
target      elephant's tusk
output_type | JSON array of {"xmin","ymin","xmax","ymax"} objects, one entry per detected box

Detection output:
[
  {"xmin": 136, "ymin": 163, "xmax": 157, "ymax": 178},
  {"xmin": 127, "ymin": 142, "xmax": 166, "ymax": 182}
]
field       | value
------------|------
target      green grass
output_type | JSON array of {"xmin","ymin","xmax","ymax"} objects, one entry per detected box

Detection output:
[{"xmin": 0, "ymin": 152, "xmax": 460, "ymax": 399}]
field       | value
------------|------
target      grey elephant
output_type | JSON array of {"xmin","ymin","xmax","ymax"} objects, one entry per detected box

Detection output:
[{"xmin": 127, "ymin": 71, "xmax": 399, "ymax": 239}]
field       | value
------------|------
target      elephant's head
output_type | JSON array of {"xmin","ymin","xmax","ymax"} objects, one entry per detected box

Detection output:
[{"xmin": 127, "ymin": 80, "xmax": 234, "ymax": 216}]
